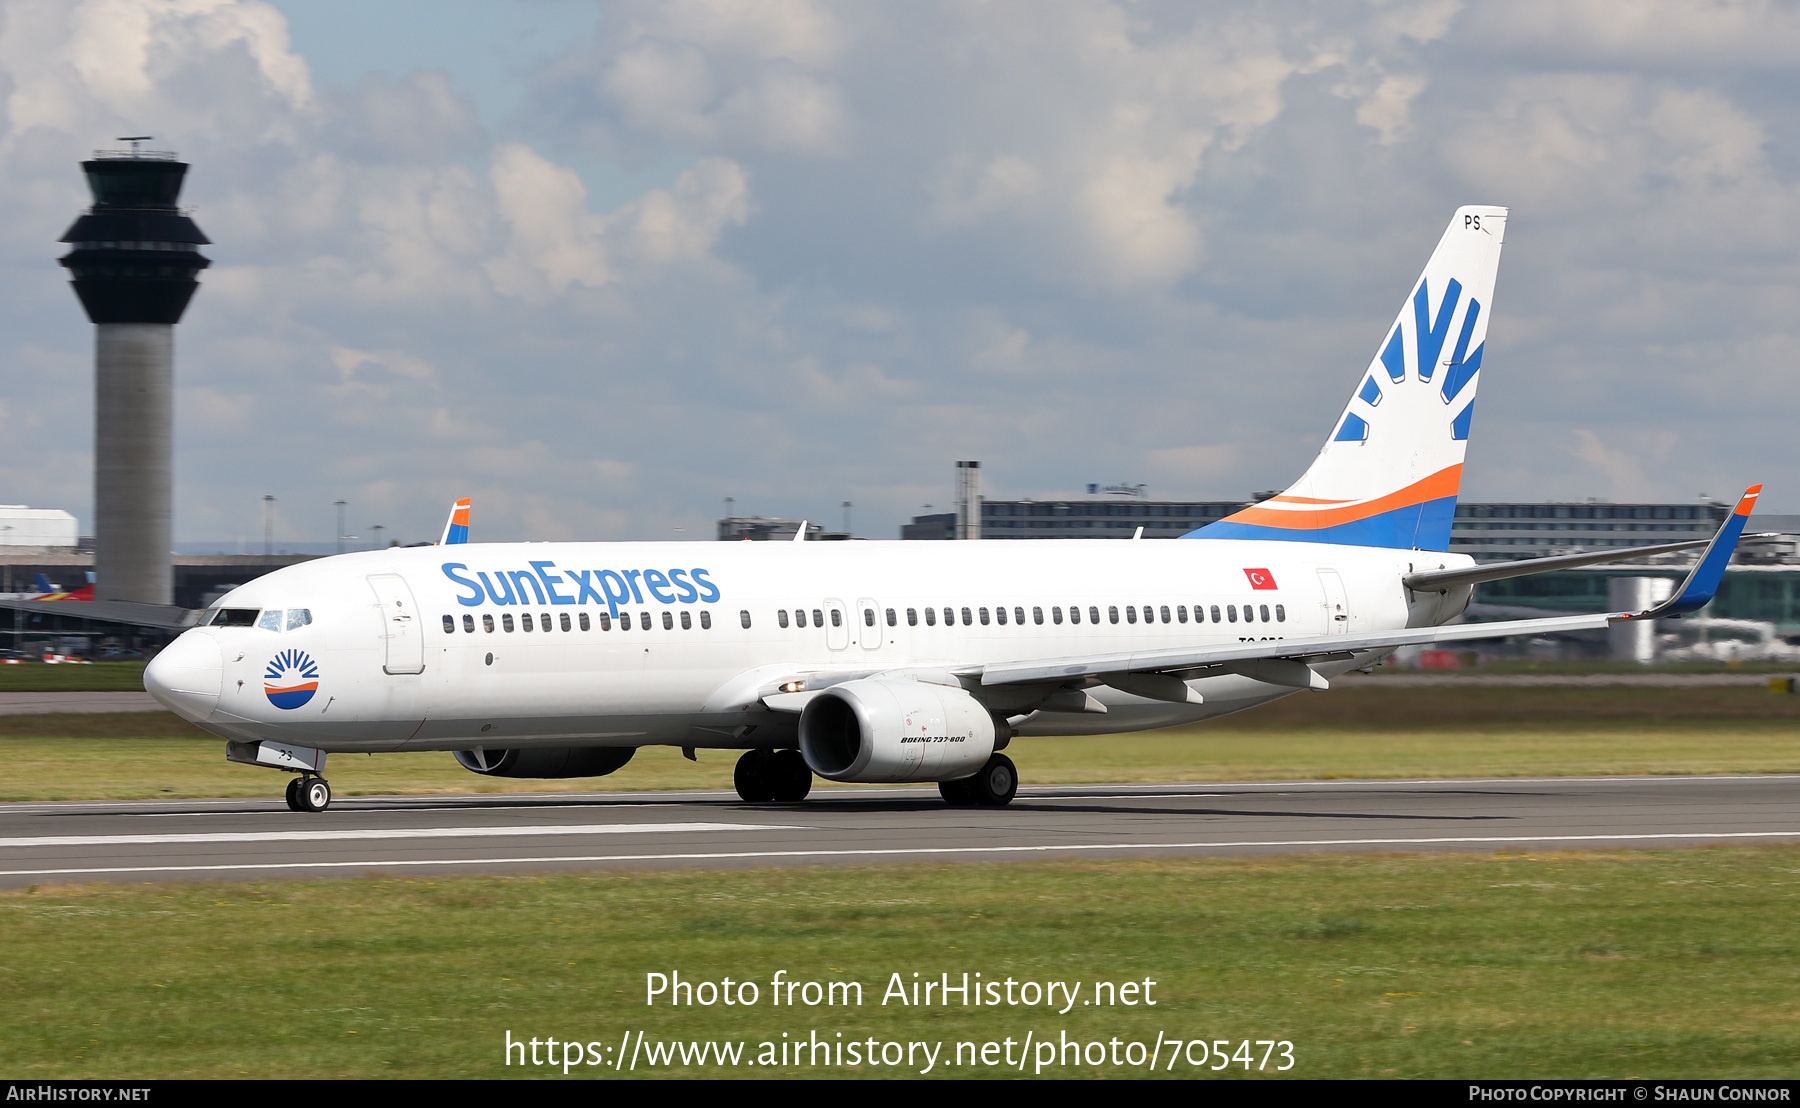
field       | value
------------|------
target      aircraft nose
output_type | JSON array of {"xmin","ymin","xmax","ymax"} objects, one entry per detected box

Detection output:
[{"xmin": 144, "ymin": 631, "xmax": 222, "ymax": 722}]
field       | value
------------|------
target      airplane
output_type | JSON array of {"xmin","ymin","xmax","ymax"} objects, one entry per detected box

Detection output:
[
  {"xmin": 29, "ymin": 572, "xmax": 94, "ymax": 601},
  {"xmin": 143, "ymin": 206, "xmax": 1763, "ymax": 813}
]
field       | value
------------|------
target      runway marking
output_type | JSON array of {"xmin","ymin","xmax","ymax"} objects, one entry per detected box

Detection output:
[
  {"xmin": 0, "ymin": 823, "xmax": 799, "ymax": 848},
  {"xmin": 3, "ymin": 774, "xmax": 1796, "ymax": 815},
  {"xmin": 4, "ymin": 829, "xmax": 1800, "ymax": 878}
]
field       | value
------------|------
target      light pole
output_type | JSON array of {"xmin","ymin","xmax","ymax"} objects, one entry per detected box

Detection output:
[
  {"xmin": 262, "ymin": 495, "xmax": 275, "ymax": 559},
  {"xmin": 370, "ymin": 524, "xmax": 385, "ymax": 550},
  {"xmin": 842, "ymin": 501, "xmax": 852, "ymax": 536},
  {"xmin": 334, "ymin": 500, "xmax": 346, "ymax": 556}
]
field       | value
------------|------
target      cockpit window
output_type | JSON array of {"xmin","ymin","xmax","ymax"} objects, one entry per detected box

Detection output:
[
  {"xmin": 286, "ymin": 609, "xmax": 312, "ymax": 630},
  {"xmin": 257, "ymin": 610, "xmax": 284, "ymax": 632},
  {"xmin": 207, "ymin": 608, "xmax": 259, "ymax": 628}
]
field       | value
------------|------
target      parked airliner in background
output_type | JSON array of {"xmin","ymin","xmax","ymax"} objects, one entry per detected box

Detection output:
[{"xmin": 145, "ymin": 207, "xmax": 1760, "ymax": 812}]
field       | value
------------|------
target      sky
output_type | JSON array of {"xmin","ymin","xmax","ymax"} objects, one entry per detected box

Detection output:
[{"xmin": 1, "ymin": 0, "xmax": 1797, "ymax": 549}]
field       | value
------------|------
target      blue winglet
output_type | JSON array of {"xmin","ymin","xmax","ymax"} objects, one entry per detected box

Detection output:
[
  {"xmin": 1622, "ymin": 485, "xmax": 1760, "ymax": 621},
  {"xmin": 440, "ymin": 498, "xmax": 470, "ymax": 545}
]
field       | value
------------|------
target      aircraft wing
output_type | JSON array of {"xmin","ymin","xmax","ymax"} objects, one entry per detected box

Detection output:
[{"xmin": 974, "ymin": 611, "xmax": 1614, "ymax": 689}]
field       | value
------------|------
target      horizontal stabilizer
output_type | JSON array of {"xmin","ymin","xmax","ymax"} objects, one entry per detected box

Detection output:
[{"xmin": 1402, "ymin": 538, "xmax": 1715, "ymax": 592}]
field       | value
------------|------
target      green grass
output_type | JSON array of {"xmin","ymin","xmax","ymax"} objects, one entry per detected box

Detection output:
[
  {"xmin": 0, "ymin": 661, "xmax": 148, "ymax": 691},
  {"xmin": 4, "ymin": 848, "xmax": 1798, "ymax": 1078},
  {"xmin": 4, "ymin": 685, "xmax": 1800, "ymax": 801}
]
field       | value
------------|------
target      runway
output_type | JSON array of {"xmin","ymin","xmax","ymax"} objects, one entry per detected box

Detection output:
[{"xmin": 2, "ymin": 773, "xmax": 1798, "ymax": 886}]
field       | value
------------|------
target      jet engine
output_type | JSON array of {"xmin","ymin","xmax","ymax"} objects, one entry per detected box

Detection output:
[
  {"xmin": 453, "ymin": 746, "xmax": 635, "ymax": 778},
  {"xmin": 798, "ymin": 678, "xmax": 999, "ymax": 783}
]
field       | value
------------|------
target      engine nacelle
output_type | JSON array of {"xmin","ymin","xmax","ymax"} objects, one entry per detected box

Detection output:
[
  {"xmin": 453, "ymin": 746, "xmax": 634, "ymax": 778},
  {"xmin": 798, "ymin": 678, "xmax": 998, "ymax": 783}
]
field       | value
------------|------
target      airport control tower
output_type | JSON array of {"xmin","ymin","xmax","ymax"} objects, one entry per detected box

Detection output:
[{"xmin": 58, "ymin": 140, "xmax": 210, "ymax": 605}]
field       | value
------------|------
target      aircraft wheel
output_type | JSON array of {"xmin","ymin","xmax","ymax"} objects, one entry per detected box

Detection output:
[
  {"xmin": 733, "ymin": 750, "xmax": 775, "ymax": 803},
  {"xmin": 284, "ymin": 776, "xmax": 303, "ymax": 811},
  {"xmin": 298, "ymin": 777, "xmax": 332, "ymax": 813},
  {"xmin": 768, "ymin": 749, "xmax": 813, "ymax": 803},
  {"xmin": 970, "ymin": 754, "xmax": 1017, "ymax": 807},
  {"xmin": 938, "ymin": 777, "xmax": 977, "ymax": 806}
]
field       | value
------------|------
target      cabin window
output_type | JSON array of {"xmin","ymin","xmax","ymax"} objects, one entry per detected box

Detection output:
[
  {"xmin": 740, "ymin": 610, "xmax": 752, "ymax": 629},
  {"xmin": 993, "ymin": 606, "xmax": 1005, "ymax": 625},
  {"xmin": 597, "ymin": 613, "xmax": 611, "ymax": 631},
  {"xmin": 829, "ymin": 609, "xmax": 841, "ymax": 628},
  {"xmin": 503, "ymin": 613, "xmax": 515, "ymax": 632},
  {"xmin": 1176, "ymin": 605, "xmax": 1187, "ymax": 624},
  {"xmin": 1258, "ymin": 604, "xmax": 1269, "ymax": 622},
  {"xmin": 579, "ymin": 613, "xmax": 590, "ymax": 631},
  {"xmin": 1049, "ymin": 606, "xmax": 1060, "ymax": 625},
  {"xmin": 619, "ymin": 612, "xmax": 632, "ymax": 630},
  {"xmin": 463, "ymin": 614, "xmax": 475, "ymax": 633},
  {"xmin": 1088, "ymin": 606, "xmax": 1100, "ymax": 624},
  {"xmin": 1125, "ymin": 606, "xmax": 1137, "ymax": 624},
  {"xmin": 1210, "ymin": 605, "xmax": 1222, "ymax": 623},
  {"xmin": 1274, "ymin": 604, "xmax": 1287, "ymax": 623},
  {"xmin": 700, "ymin": 611, "xmax": 712, "ymax": 629},
  {"xmin": 1109, "ymin": 606, "xmax": 1120, "ymax": 625},
  {"xmin": 1160, "ymin": 605, "xmax": 1171, "ymax": 624},
  {"xmin": 943, "ymin": 607, "xmax": 955, "ymax": 626},
  {"xmin": 1227, "ymin": 605, "xmax": 1237, "ymax": 623},
  {"xmin": 907, "ymin": 608, "xmax": 918, "ymax": 626},
  {"xmin": 662, "ymin": 611, "xmax": 674, "ymax": 630},
  {"xmin": 980, "ymin": 607, "xmax": 991, "ymax": 625},
  {"xmin": 680, "ymin": 611, "xmax": 691, "ymax": 630},
  {"xmin": 257, "ymin": 610, "xmax": 284, "ymax": 632},
  {"xmin": 782, "ymin": 609, "xmax": 793, "ymax": 628},
  {"xmin": 886, "ymin": 608, "xmax": 897, "ymax": 626},
  {"xmin": 483, "ymin": 614, "xmax": 495, "ymax": 632},
  {"xmin": 524, "ymin": 613, "xmax": 537, "ymax": 631},
  {"xmin": 1065, "ymin": 606, "xmax": 1077, "ymax": 624},
  {"xmin": 1014, "ymin": 606, "xmax": 1025, "ymax": 625},
  {"xmin": 287, "ymin": 609, "xmax": 312, "ymax": 630},
  {"xmin": 864, "ymin": 608, "xmax": 875, "ymax": 627},
  {"xmin": 814, "ymin": 609, "xmax": 825, "ymax": 627},
  {"xmin": 642, "ymin": 612, "xmax": 653, "ymax": 631},
  {"xmin": 924, "ymin": 607, "xmax": 936, "ymax": 626},
  {"xmin": 962, "ymin": 607, "xmax": 973, "ymax": 626},
  {"xmin": 442, "ymin": 615, "xmax": 454, "ymax": 633}
]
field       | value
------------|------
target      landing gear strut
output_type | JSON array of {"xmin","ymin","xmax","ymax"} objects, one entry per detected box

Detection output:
[
  {"xmin": 939, "ymin": 753, "xmax": 1017, "ymax": 807},
  {"xmin": 733, "ymin": 749, "xmax": 812, "ymax": 803},
  {"xmin": 285, "ymin": 774, "xmax": 332, "ymax": 813}
]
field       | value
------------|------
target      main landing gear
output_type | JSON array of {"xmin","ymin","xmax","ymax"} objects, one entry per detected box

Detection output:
[
  {"xmin": 938, "ymin": 753, "xmax": 1018, "ymax": 807},
  {"xmin": 734, "ymin": 749, "xmax": 813, "ymax": 803},
  {"xmin": 285, "ymin": 774, "xmax": 332, "ymax": 813}
]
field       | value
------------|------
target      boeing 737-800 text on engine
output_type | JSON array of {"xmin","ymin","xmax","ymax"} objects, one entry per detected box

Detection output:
[{"xmin": 144, "ymin": 207, "xmax": 1761, "ymax": 812}]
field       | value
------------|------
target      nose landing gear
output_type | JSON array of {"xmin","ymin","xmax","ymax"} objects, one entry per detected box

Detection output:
[{"xmin": 284, "ymin": 774, "xmax": 332, "ymax": 813}]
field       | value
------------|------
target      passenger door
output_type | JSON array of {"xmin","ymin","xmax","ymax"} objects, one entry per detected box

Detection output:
[{"xmin": 367, "ymin": 574, "xmax": 426, "ymax": 673}]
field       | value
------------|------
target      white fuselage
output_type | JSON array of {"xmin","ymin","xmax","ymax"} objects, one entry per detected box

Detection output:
[{"xmin": 145, "ymin": 538, "xmax": 1473, "ymax": 754}]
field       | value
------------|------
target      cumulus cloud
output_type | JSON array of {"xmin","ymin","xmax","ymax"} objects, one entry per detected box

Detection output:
[{"xmin": 1, "ymin": 0, "xmax": 1796, "ymax": 550}]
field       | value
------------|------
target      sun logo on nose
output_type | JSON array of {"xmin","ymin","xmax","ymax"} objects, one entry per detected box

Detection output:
[{"xmin": 264, "ymin": 648, "xmax": 320, "ymax": 710}]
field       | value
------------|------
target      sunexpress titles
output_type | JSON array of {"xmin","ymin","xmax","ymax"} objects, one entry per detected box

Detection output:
[{"xmin": 442, "ymin": 561, "xmax": 720, "ymax": 619}]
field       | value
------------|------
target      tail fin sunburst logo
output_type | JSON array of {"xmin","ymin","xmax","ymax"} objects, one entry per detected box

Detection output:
[{"xmin": 264, "ymin": 648, "xmax": 320, "ymax": 710}]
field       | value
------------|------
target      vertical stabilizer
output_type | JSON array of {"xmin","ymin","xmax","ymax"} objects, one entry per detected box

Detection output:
[{"xmin": 1193, "ymin": 206, "xmax": 1506, "ymax": 550}]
